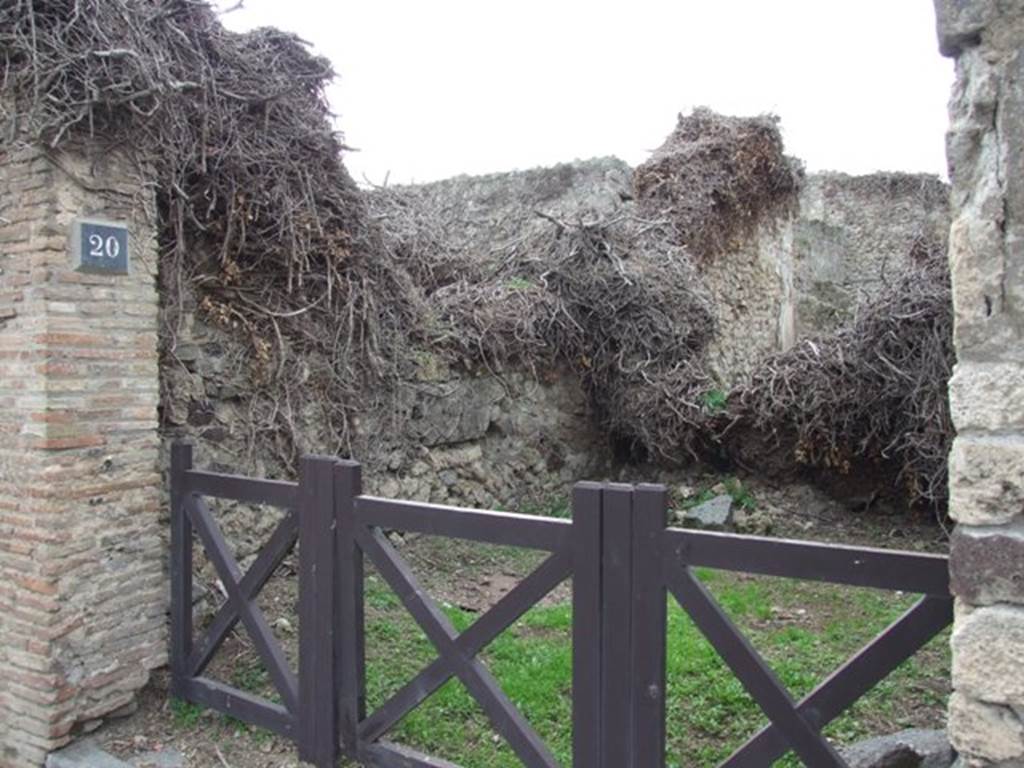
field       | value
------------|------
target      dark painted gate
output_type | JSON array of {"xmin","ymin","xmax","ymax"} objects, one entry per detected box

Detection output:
[{"xmin": 169, "ymin": 444, "xmax": 952, "ymax": 767}]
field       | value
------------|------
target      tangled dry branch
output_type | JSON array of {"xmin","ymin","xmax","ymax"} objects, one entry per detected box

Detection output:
[
  {"xmin": 370, "ymin": 175, "xmax": 719, "ymax": 463},
  {"xmin": 728, "ymin": 242, "xmax": 954, "ymax": 507},
  {"xmin": 635, "ymin": 108, "xmax": 803, "ymax": 261},
  {"xmin": 2, "ymin": 5, "xmax": 956, "ymax": 510},
  {"xmin": 2, "ymin": 0, "xmax": 419, "ymax": 464}
]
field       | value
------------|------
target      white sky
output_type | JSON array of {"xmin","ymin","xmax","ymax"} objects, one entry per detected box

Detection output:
[{"xmin": 219, "ymin": 1, "xmax": 954, "ymax": 185}]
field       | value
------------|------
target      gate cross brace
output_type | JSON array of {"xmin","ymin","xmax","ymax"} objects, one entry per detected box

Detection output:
[
  {"xmin": 188, "ymin": 509, "xmax": 299, "ymax": 677},
  {"xmin": 358, "ymin": 547, "xmax": 572, "ymax": 744},
  {"xmin": 357, "ymin": 527, "xmax": 560, "ymax": 768},
  {"xmin": 667, "ymin": 567, "xmax": 849, "ymax": 768},
  {"xmin": 187, "ymin": 495, "xmax": 300, "ymax": 714},
  {"xmin": 721, "ymin": 594, "xmax": 953, "ymax": 767}
]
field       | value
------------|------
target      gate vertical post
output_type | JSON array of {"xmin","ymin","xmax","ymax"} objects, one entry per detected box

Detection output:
[
  {"xmin": 169, "ymin": 442, "xmax": 193, "ymax": 698},
  {"xmin": 631, "ymin": 484, "xmax": 668, "ymax": 768},
  {"xmin": 297, "ymin": 456, "xmax": 340, "ymax": 767},
  {"xmin": 335, "ymin": 460, "xmax": 365, "ymax": 758},
  {"xmin": 571, "ymin": 482, "xmax": 604, "ymax": 768},
  {"xmin": 601, "ymin": 484, "xmax": 636, "ymax": 768}
]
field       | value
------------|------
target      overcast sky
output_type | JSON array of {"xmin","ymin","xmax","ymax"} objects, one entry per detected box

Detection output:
[{"xmin": 219, "ymin": 1, "xmax": 954, "ymax": 185}]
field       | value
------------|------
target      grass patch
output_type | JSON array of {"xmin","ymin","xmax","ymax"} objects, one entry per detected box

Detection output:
[
  {"xmin": 701, "ymin": 388, "xmax": 729, "ymax": 413},
  {"xmin": 360, "ymin": 568, "xmax": 949, "ymax": 767},
  {"xmin": 170, "ymin": 698, "xmax": 204, "ymax": 729}
]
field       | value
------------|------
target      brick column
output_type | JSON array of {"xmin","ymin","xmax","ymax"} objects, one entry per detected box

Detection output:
[
  {"xmin": 935, "ymin": 2, "xmax": 1024, "ymax": 765},
  {"xmin": 0, "ymin": 144, "xmax": 163, "ymax": 767}
]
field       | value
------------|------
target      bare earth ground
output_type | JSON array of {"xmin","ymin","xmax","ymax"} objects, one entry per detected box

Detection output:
[{"xmin": 94, "ymin": 475, "xmax": 950, "ymax": 768}]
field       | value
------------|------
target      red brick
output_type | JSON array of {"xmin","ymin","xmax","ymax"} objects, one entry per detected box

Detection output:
[{"xmin": 26, "ymin": 435, "xmax": 106, "ymax": 451}]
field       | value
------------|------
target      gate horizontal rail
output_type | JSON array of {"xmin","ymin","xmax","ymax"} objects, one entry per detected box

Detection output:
[
  {"xmin": 169, "ymin": 443, "xmax": 952, "ymax": 768},
  {"xmin": 663, "ymin": 527, "xmax": 950, "ymax": 595}
]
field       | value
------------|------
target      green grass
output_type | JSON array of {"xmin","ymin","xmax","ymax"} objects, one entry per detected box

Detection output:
[
  {"xmin": 177, "ymin": 537, "xmax": 948, "ymax": 766},
  {"xmin": 518, "ymin": 496, "xmax": 571, "ymax": 519},
  {"xmin": 170, "ymin": 698, "xmax": 204, "ymax": 729},
  {"xmin": 701, "ymin": 388, "xmax": 729, "ymax": 413},
  {"xmin": 505, "ymin": 276, "xmax": 533, "ymax": 291},
  {"xmin": 358, "ymin": 568, "xmax": 949, "ymax": 767}
]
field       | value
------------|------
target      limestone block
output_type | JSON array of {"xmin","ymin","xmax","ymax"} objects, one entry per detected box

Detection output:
[
  {"xmin": 933, "ymin": 0, "xmax": 996, "ymax": 56},
  {"xmin": 951, "ymin": 523, "xmax": 1024, "ymax": 603},
  {"xmin": 949, "ymin": 692, "xmax": 1024, "ymax": 764},
  {"xmin": 1000, "ymin": 47, "xmax": 1024, "ymax": 237},
  {"xmin": 680, "ymin": 495, "xmax": 734, "ymax": 531},
  {"xmin": 401, "ymin": 378, "xmax": 504, "ymax": 447},
  {"xmin": 952, "ymin": 604, "xmax": 1024, "ymax": 706},
  {"xmin": 948, "ymin": 436, "xmax": 1024, "ymax": 525},
  {"xmin": 948, "ymin": 216, "xmax": 1017, "ymax": 358},
  {"xmin": 45, "ymin": 738, "xmax": 131, "ymax": 768},
  {"xmin": 948, "ymin": 363, "xmax": 1024, "ymax": 433}
]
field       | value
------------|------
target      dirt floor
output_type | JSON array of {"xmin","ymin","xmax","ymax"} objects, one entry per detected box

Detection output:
[{"xmin": 93, "ymin": 474, "xmax": 950, "ymax": 768}]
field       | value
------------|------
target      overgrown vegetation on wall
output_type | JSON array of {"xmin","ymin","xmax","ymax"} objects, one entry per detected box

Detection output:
[
  {"xmin": 1, "ymin": 0, "xmax": 417, "ymax": 464},
  {"xmin": 726, "ymin": 243, "xmax": 954, "ymax": 506},
  {"xmin": 370, "ymin": 180, "xmax": 720, "ymax": 464},
  {"xmin": 2, "ymin": 1, "xmax": 954, "ymax": 512},
  {"xmin": 635, "ymin": 109, "xmax": 803, "ymax": 260}
]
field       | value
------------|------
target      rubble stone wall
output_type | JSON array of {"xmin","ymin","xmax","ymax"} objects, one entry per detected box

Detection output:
[
  {"xmin": 162, "ymin": 303, "xmax": 612, "ymax": 561},
  {"xmin": 794, "ymin": 172, "xmax": 951, "ymax": 336}
]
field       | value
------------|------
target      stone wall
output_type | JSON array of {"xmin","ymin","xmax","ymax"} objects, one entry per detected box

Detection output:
[
  {"xmin": 162, "ymin": 156, "xmax": 952, "ymax": 556},
  {"xmin": 0, "ymin": 144, "xmax": 163, "ymax": 767},
  {"xmin": 935, "ymin": 1, "xmax": 1024, "ymax": 765},
  {"xmin": 162, "ymin": 301, "xmax": 611, "ymax": 559},
  {"xmin": 165, "ymin": 155, "xmax": 952, "ymax": 513},
  {"xmin": 794, "ymin": 172, "xmax": 951, "ymax": 336},
  {"xmin": 700, "ymin": 214, "xmax": 797, "ymax": 386},
  {"xmin": 376, "ymin": 158, "xmax": 947, "ymax": 389},
  {"xmin": 699, "ymin": 171, "xmax": 952, "ymax": 386}
]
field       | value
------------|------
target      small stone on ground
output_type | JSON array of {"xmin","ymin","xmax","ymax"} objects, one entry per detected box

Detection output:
[
  {"xmin": 682, "ymin": 494, "xmax": 734, "ymax": 530},
  {"xmin": 841, "ymin": 728, "xmax": 955, "ymax": 768}
]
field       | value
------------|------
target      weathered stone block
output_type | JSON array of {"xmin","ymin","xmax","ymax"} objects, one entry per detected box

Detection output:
[
  {"xmin": 948, "ymin": 217, "xmax": 1020, "ymax": 360},
  {"xmin": 401, "ymin": 378, "xmax": 505, "ymax": 447},
  {"xmin": 948, "ymin": 436, "xmax": 1024, "ymax": 525},
  {"xmin": 952, "ymin": 605, "xmax": 1024, "ymax": 706},
  {"xmin": 951, "ymin": 523, "xmax": 1024, "ymax": 603},
  {"xmin": 949, "ymin": 363, "xmax": 1024, "ymax": 433},
  {"xmin": 948, "ymin": 692, "xmax": 1024, "ymax": 764},
  {"xmin": 934, "ymin": 0, "xmax": 996, "ymax": 56}
]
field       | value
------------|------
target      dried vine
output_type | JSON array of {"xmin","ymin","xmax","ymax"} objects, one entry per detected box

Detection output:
[
  {"xmin": 2, "ymin": 5, "xmax": 955, "ymax": 510},
  {"xmin": 635, "ymin": 108, "xmax": 803, "ymax": 261},
  {"xmin": 728, "ymin": 241, "xmax": 954, "ymax": 507},
  {"xmin": 370, "ymin": 176, "xmax": 719, "ymax": 463},
  {"xmin": 1, "ymin": 0, "xmax": 420, "ymax": 466}
]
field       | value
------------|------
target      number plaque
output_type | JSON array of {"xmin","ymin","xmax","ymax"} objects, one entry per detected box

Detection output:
[{"xmin": 71, "ymin": 219, "xmax": 130, "ymax": 275}]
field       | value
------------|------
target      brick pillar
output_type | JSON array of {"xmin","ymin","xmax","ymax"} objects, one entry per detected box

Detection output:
[
  {"xmin": 935, "ymin": 2, "xmax": 1024, "ymax": 765},
  {"xmin": 0, "ymin": 144, "xmax": 163, "ymax": 767}
]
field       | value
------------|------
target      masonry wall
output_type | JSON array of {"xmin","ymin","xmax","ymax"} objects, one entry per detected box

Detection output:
[
  {"xmin": 700, "ymin": 214, "xmax": 797, "ymax": 386},
  {"xmin": 935, "ymin": 2, "xmax": 1024, "ymax": 765},
  {"xmin": 0, "ymin": 144, "xmax": 163, "ymax": 767},
  {"xmin": 162, "ymin": 300, "xmax": 612, "ymax": 561},
  {"xmin": 794, "ymin": 172, "xmax": 951, "ymax": 336}
]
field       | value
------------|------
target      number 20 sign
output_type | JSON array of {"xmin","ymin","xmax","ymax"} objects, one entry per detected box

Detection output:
[{"xmin": 71, "ymin": 218, "xmax": 130, "ymax": 275}]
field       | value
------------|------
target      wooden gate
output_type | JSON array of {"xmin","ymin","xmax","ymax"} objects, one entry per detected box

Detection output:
[
  {"xmin": 618, "ymin": 484, "xmax": 953, "ymax": 768},
  {"xmin": 169, "ymin": 445, "xmax": 952, "ymax": 767}
]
